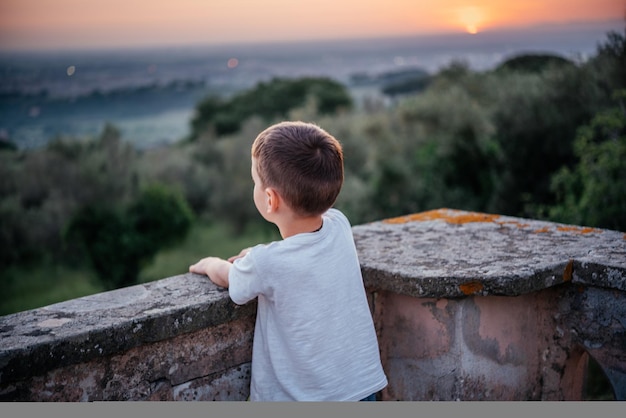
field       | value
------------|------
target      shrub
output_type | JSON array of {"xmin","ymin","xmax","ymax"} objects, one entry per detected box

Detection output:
[{"xmin": 65, "ymin": 184, "xmax": 194, "ymax": 289}]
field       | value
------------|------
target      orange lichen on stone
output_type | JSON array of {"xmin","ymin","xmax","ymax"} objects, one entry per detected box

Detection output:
[
  {"xmin": 534, "ymin": 227, "xmax": 550, "ymax": 234},
  {"xmin": 563, "ymin": 260, "xmax": 573, "ymax": 282},
  {"xmin": 495, "ymin": 220, "xmax": 530, "ymax": 229},
  {"xmin": 383, "ymin": 210, "xmax": 446, "ymax": 224},
  {"xmin": 556, "ymin": 226, "xmax": 602, "ymax": 234},
  {"xmin": 383, "ymin": 209, "xmax": 500, "ymax": 225},
  {"xmin": 459, "ymin": 281, "xmax": 484, "ymax": 295},
  {"xmin": 447, "ymin": 213, "xmax": 501, "ymax": 224}
]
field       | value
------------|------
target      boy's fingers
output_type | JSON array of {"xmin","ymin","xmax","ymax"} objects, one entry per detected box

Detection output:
[
  {"xmin": 228, "ymin": 247, "xmax": 251, "ymax": 262},
  {"xmin": 189, "ymin": 260, "xmax": 203, "ymax": 273}
]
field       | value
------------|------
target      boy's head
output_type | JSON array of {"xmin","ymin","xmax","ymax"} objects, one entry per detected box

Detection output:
[{"xmin": 251, "ymin": 121, "xmax": 344, "ymax": 217}]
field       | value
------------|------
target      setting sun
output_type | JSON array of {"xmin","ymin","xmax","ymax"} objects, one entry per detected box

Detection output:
[{"xmin": 457, "ymin": 6, "xmax": 486, "ymax": 34}]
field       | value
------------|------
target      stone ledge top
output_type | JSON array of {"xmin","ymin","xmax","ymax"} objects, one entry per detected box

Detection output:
[
  {"xmin": 0, "ymin": 273, "xmax": 254, "ymax": 384},
  {"xmin": 353, "ymin": 208, "xmax": 626, "ymax": 298}
]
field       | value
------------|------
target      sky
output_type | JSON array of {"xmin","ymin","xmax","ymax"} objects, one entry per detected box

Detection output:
[{"xmin": 0, "ymin": 0, "xmax": 624, "ymax": 51}]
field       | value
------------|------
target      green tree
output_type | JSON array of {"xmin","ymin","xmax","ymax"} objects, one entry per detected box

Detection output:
[
  {"xmin": 489, "ymin": 26, "xmax": 625, "ymax": 218},
  {"xmin": 545, "ymin": 92, "xmax": 626, "ymax": 231},
  {"xmin": 189, "ymin": 77, "xmax": 352, "ymax": 139},
  {"xmin": 588, "ymin": 25, "xmax": 626, "ymax": 98},
  {"xmin": 494, "ymin": 53, "xmax": 575, "ymax": 74},
  {"xmin": 370, "ymin": 78, "xmax": 497, "ymax": 217},
  {"xmin": 65, "ymin": 204, "xmax": 140, "ymax": 289},
  {"xmin": 488, "ymin": 66, "xmax": 598, "ymax": 216},
  {"xmin": 128, "ymin": 184, "xmax": 195, "ymax": 257},
  {"xmin": 66, "ymin": 184, "xmax": 194, "ymax": 289}
]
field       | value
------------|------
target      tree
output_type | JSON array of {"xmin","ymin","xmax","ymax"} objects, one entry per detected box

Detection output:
[
  {"xmin": 494, "ymin": 53, "xmax": 575, "ymax": 74},
  {"xmin": 65, "ymin": 204, "xmax": 140, "ymax": 289},
  {"xmin": 589, "ymin": 25, "xmax": 626, "ymax": 97},
  {"xmin": 189, "ymin": 77, "xmax": 353, "ymax": 139},
  {"xmin": 487, "ymin": 66, "xmax": 598, "ymax": 217},
  {"xmin": 65, "ymin": 184, "xmax": 194, "ymax": 289},
  {"xmin": 375, "ymin": 79, "xmax": 497, "ymax": 216},
  {"xmin": 489, "ymin": 26, "xmax": 626, "ymax": 218},
  {"xmin": 545, "ymin": 92, "xmax": 626, "ymax": 231},
  {"xmin": 128, "ymin": 184, "xmax": 195, "ymax": 258}
]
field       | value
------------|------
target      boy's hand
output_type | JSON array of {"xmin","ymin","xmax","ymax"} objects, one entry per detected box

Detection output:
[
  {"xmin": 228, "ymin": 247, "xmax": 251, "ymax": 263},
  {"xmin": 189, "ymin": 256, "xmax": 231, "ymax": 288}
]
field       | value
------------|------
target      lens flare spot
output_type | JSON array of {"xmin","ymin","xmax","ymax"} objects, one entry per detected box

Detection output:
[
  {"xmin": 227, "ymin": 58, "xmax": 239, "ymax": 69},
  {"xmin": 66, "ymin": 65, "xmax": 76, "ymax": 76}
]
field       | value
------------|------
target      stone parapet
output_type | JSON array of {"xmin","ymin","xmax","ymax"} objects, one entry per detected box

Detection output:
[{"xmin": 1, "ymin": 208, "xmax": 624, "ymax": 401}]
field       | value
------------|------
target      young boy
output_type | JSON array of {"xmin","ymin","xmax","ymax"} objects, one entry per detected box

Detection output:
[{"xmin": 189, "ymin": 121, "xmax": 388, "ymax": 401}]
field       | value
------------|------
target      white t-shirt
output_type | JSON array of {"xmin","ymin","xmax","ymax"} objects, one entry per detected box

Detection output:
[{"xmin": 228, "ymin": 208, "xmax": 388, "ymax": 401}]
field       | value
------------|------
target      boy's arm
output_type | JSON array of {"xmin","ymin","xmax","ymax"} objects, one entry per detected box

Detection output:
[{"xmin": 189, "ymin": 257, "xmax": 232, "ymax": 288}]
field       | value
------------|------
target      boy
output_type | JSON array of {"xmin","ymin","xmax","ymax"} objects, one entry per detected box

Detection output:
[{"xmin": 189, "ymin": 121, "xmax": 388, "ymax": 401}]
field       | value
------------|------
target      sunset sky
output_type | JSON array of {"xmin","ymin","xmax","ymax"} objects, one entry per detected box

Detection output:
[{"xmin": 0, "ymin": 0, "xmax": 624, "ymax": 51}]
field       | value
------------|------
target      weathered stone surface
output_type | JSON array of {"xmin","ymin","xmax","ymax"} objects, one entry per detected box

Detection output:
[
  {"xmin": 374, "ymin": 284, "xmax": 622, "ymax": 401},
  {"xmin": 0, "ymin": 273, "xmax": 256, "ymax": 388},
  {"xmin": 1, "ymin": 318, "xmax": 253, "ymax": 401},
  {"xmin": 172, "ymin": 363, "xmax": 251, "ymax": 401},
  {"xmin": 354, "ymin": 208, "xmax": 626, "ymax": 298}
]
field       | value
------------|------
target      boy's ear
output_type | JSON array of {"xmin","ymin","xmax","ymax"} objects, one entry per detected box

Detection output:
[{"xmin": 265, "ymin": 187, "xmax": 280, "ymax": 213}]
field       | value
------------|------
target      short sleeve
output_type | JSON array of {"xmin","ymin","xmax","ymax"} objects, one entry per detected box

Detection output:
[{"xmin": 228, "ymin": 246, "xmax": 264, "ymax": 305}]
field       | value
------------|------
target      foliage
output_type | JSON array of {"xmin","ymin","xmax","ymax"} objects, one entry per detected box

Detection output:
[
  {"xmin": 0, "ymin": 139, "xmax": 17, "ymax": 151},
  {"xmin": 494, "ymin": 53, "xmax": 575, "ymax": 74},
  {"xmin": 138, "ymin": 220, "xmax": 280, "ymax": 284},
  {"xmin": 394, "ymin": 77, "xmax": 497, "ymax": 212},
  {"xmin": 65, "ymin": 184, "xmax": 194, "ymax": 289},
  {"xmin": 589, "ymin": 26, "xmax": 626, "ymax": 96},
  {"xmin": 64, "ymin": 204, "xmax": 139, "ymax": 289},
  {"xmin": 0, "ymin": 124, "xmax": 138, "ymax": 267},
  {"xmin": 189, "ymin": 77, "xmax": 352, "ymax": 139},
  {"xmin": 135, "ymin": 144, "xmax": 213, "ymax": 215},
  {"xmin": 0, "ymin": 263, "xmax": 102, "ymax": 316},
  {"xmin": 129, "ymin": 184, "xmax": 195, "ymax": 251},
  {"xmin": 0, "ymin": 221, "xmax": 276, "ymax": 315},
  {"xmin": 377, "ymin": 68, "xmax": 432, "ymax": 96},
  {"xmin": 487, "ymin": 68, "xmax": 586, "ymax": 216},
  {"xmin": 543, "ymin": 92, "xmax": 626, "ymax": 231}
]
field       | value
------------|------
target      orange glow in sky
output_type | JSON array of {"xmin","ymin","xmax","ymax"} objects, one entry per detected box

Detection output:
[
  {"xmin": 0, "ymin": 0, "xmax": 623, "ymax": 51},
  {"xmin": 456, "ymin": 6, "xmax": 486, "ymax": 34}
]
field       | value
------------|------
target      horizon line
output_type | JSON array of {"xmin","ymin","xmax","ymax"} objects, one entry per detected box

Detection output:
[{"xmin": 0, "ymin": 18, "xmax": 622, "ymax": 55}]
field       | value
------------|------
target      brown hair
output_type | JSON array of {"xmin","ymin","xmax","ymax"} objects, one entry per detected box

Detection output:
[{"xmin": 251, "ymin": 121, "xmax": 344, "ymax": 216}]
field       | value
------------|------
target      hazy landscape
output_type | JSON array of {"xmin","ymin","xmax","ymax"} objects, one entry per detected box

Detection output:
[{"xmin": 1, "ymin": 20, "xmax": 619, "ymax": 149}]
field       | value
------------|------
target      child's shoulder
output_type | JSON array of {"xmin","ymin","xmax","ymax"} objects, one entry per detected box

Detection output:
[
  {"xmin": 325, "ymin": 207, "xmax": 351, "ymax": 227},
  {"xmin": 325, "ymin": 207, "xmax": 346, "ymax": 220}
]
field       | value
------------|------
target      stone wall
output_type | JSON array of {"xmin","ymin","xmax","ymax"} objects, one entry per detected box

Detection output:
[
  {"xmin": 1, "ymin": 209, "xmax": 625, "ymax": 401},
  {"xmin": 0, "ymin": 275, "xmax": 257, "ymax": 401}
]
